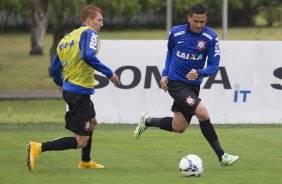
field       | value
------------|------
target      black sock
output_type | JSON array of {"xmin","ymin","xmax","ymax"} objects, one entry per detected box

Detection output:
[
  {"xmin": 145, "ymin": 117, "xmax": 161, "ymax": 127},
  {"xmin": 41, "ymin": 137, "xmax": 77, "ymax": 152},
  {"xmin": 159, "ymin": 117, "xmax": 173, "ymax": 132},
  {"xmin": 81, "ymin": 132, "xmax": 93, "ymax": 162},
  {"xmin": 145, "ymin": 117, "xmax": 173, "ymax": 131},
  {"xmin": 199, "ymin": 119, "xmax": 224, "ymax": 161}
]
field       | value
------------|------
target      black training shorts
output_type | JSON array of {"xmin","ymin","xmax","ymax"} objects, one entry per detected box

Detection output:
[
  {"xmin": 62, "ymin": 90, "xmax": 96, "ymax": 136},
  {"xmin": 168, "ymin": 80, "xmax": 201, "ymax": 123}
]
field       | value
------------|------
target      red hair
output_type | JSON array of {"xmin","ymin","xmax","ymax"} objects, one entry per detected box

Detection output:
[{"xmin": 80, "ymin": 5, "xmax": 103, "ymax": 22}]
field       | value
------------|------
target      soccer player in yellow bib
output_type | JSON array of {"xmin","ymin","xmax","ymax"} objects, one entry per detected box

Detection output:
[{"xmin": 26, "ymin": 5, "xmax": 120, "ymax": 172}]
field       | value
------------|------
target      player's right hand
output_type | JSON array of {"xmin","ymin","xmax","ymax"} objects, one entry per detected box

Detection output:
[
  {"xmin": 160, "ymin": 76, "xmax": 168, "ymax": 92},
  {"xmin": 186, "ymin": 69, "xmax": 198, "ymax": 81},
  {"xmin": 110, "ymin": 73, "xmax": 120, "ymax": 87}
]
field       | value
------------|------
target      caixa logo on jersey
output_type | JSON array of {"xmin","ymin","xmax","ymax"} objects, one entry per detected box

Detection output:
[{"xmin": 94, "ymin": 65, "xmax": 282, "ymax": 102}]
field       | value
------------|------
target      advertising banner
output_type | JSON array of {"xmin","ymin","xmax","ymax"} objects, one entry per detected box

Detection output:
[{"xmin": 91, "ymin": 40, "xmax": 282, "ymax": 124}]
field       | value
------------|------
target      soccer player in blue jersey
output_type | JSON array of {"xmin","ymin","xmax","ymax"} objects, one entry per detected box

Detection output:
[
  {"xmin": 134, "ymin": 4, "xmax": 239, "ymax": 166},
  {"xmin": 26, "ymin": 5, "xmax": 120, "ymax": 172}
]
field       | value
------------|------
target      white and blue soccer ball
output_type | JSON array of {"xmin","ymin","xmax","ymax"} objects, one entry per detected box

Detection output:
[{"xmin": 179, "ymin": 154, "xmax": 204, "ymax": 177}]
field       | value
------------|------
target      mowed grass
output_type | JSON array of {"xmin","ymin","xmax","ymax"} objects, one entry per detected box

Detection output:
[
  {"xmin": 0, "ymin": 27, "xmax": 282, "ymax": 90},
  {"xmin": 0, "ymin": 100, "xmax": 281, "ymax": 183},
  {"xmin": 0, "ymin": 124, "xmax": 282, "ymax": 184},
  {"xmin": 0, "ymin": 33, "xmax": 55, "ymax": 90},
  {"xmin": 0, "ymin": 99, "xmax": 65, "ymax": 123}
]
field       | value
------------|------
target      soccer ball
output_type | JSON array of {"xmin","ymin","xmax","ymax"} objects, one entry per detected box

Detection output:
[{"xmin": 179, "ymin": 154, "xmax": 204, "ymax": 177}]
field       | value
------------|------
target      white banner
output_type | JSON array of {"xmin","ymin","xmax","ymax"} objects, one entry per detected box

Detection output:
[{"xmin": 90, "ymin": 40, "xmax": 282, "ymax": 124}]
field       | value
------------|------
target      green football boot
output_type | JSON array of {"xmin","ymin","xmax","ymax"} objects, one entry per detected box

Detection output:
[
  {"xmin": 134, "ymin": 112, "xmax": 150, "ymax": 139},
  {"xmin": 221, "ymin": 153, "xmax": 239, "ymax": 167}
]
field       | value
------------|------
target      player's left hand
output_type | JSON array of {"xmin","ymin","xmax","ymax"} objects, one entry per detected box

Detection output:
[{"xmin": 186, "ymin": 69, "xmax": 198, "ymax": 81}]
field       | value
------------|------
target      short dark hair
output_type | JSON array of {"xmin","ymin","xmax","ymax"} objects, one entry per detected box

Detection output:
[{"xmin": 188, "ymin": 4, "xmax": 207, "ymax": 17}]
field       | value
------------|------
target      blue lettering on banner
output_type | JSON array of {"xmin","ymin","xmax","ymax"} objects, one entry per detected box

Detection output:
[{"xmin": 234, "ymin": 90, "xmax": 251, "ymax": 102}]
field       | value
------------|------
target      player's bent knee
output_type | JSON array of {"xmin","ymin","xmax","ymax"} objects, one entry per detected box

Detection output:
[
  {"xmin": 80, "ymin": 141, "xmax": 88, "ymax": 148},
  {"xmin": 195, "ymin": 104, "xmax": 209, "ymax": 120},
  {"xmin": 75, "ymin": 135, "xmax": 89, "ymax": 148},
  {"xmin": 172, "ymin": 125, "xmax": 187, "ymax": 133}
]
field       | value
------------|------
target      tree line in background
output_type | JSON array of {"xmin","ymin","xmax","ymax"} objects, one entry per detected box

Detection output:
[
  {"xmin": 0, "ymin": 0, "xmax": 281, "ymax": 58},
  {"xmin": 1, "ymin": 0, "xmax": 282, "ymax": 31}
]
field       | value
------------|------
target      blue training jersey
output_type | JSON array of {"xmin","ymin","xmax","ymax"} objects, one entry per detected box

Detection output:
[{"xmin": 162, "ymin": 24, "xmax": 220, "ymax": 85}]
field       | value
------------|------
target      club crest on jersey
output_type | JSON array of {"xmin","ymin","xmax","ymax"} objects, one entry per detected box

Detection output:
[
  {"xmin": 197, "ymin": 40, "xmax": 206, "ymax": 50},
  {"xmin": 84, "ymin": 120, "xmax": 91, "ymax": 132},
  {"xmin": 186, "ymin": 96, "xmax": 195, "ymax": 106}
]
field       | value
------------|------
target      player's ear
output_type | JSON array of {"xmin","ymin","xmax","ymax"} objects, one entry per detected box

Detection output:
[
  {"xmin": 85, "ymin": 17, "xmax": 91, "ymax": 25},
  {"xmin": 187, "ymin": 15, "xmax": 191, "ymax": 23}
]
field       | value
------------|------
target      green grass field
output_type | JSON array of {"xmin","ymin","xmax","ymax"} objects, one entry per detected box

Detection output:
[
  {"xmin": 0, "ymin": 99, "xmax": 65, "ymax": 123},
  {"xmin": 1, "ymin": 124, "xmax": 282, "ymax": 184},
  {"xmin": 0, "ymin": 99, "xmax": 281, "ymax": 184}
]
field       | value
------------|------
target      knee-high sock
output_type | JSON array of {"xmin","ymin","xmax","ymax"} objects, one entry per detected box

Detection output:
[
  {"xmin": 199, "ymin": 119, "xmax": 225, "ymax": 161},
  {"xmin": 41, "ymin": 137, "xmax": 77, "ymax": 152},
  {"xmin": 81, "ymin": 132, "xmax": 93, "ymax": 162},
  {"xmin": 146, "ymin": 117, "xmax": 173, "ymax": 132}
]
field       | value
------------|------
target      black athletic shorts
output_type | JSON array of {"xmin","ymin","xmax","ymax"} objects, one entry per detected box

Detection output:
[
  {"xmin": 168, "ymin": 80, "xmax": 201, "ymax": 124},
  {"xmin": 62, "ymin": 90, "xmax": 96, "ymax": 136}
]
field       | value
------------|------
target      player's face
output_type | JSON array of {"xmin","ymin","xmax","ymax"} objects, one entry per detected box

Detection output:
[
  {"xmin": 88, "ymin": 12, "xmax": 103, "ymax": 32},
  {"xmin": 188, "ymin": 13, "xmax": 207, "ymax": 33}
]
